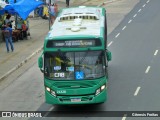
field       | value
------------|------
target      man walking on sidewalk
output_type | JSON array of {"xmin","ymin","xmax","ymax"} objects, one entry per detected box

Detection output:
[
  {"xmin": 66, "ymin": 0, "xmax": 70, "ymax": 7},
  {"xmin": 3, "ymin": 23, "xmax": 14, "ymax": 53}
]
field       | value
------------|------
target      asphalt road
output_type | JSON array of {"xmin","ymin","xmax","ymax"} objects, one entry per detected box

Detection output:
[
  {"xmin": 108, "ymin": 0, "xmax": 160, "ymax": 110},
  {"xmin": 0, "ymin": 0, "xmax": 160, "ymax": 120}
]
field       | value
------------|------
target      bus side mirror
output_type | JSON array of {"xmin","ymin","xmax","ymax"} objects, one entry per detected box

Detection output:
[
  {"xmin": 38, "ymin": 56, "xmax": 43, "ymax": 69},
  {"xmin": 107, "ymin": 51, "xmax": 112, "ymax": 61}
]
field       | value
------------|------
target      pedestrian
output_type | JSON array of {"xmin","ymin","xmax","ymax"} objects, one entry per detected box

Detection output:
[
  {"xmin": 49, "ymin": 3, "xmax": 56, "ymax": 25},
  {"xmin": 4, "ymin": 14, "xmax": 12, "ymax": 28},
  {"xmin": 3, "ymin": 23, "xmax": 14, "ymax": 53},
  {"xmin": 16, "ymin": 18, "xmax": 23, "ymax": 40},
  {"xmin": 54, "ymin": 3, "xmax": 58, "ymax": 16},
  {"xmin": 21, "ymin": 21, "xmax": 28, "ymax": 39},
  {"xmin": 66, "ymin": 0, "xmax": 70, "ymax": 7}
]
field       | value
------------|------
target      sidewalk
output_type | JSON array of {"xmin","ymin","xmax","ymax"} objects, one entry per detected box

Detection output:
[{"xmin": 0, "ymin": 0, "xmax": 106, "ymax": 81}]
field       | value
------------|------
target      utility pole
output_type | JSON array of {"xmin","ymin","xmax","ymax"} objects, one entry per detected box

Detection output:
[
  {"xmin": 49, "ymin": 0, "xmax": 51, "ymax": 30},
  {"xmin": 14, "ymin": 0, "xmax": 17, "ymax": 29}
]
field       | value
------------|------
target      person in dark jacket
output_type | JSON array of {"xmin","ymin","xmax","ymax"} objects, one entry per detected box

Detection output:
[{"xmin": 66, "ymin": 0, "xmax": 70, "ymax": 7}]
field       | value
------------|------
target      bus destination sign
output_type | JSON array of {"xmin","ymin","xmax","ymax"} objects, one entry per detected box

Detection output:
[{"xmin": 53, "ymin": 40, "xmax": 95, "ymax": 47}]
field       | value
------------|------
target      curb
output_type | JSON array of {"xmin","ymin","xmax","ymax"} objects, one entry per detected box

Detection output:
[
  {"xmin": 0, "ymin": 0, "xmax": 120, "ymax": 82},
  {"xmin": 98, "ymin": 0, "xmax": 122, "ymax": 7},
  {"xmin": 0, "ymin": 46, "xmax": 43, "ymax": 81}
]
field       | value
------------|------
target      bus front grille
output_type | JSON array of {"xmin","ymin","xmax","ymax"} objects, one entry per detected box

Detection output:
[{"xmin": 53, "ymin": 81, "xmax": 97, "ymax": 88}]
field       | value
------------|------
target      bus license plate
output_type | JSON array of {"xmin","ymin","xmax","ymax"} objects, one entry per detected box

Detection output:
[{"xmin": 71, "ymin": 98, "xmax": 81, "ymax": 102}]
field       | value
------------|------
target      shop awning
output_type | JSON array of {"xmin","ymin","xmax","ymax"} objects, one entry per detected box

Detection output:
[{"xmin": 1, "ymin": 0, "xmax": 44, "ymax": 20}]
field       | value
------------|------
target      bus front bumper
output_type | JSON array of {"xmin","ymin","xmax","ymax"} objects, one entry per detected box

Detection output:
[{"xmin": 45, "ymin": 89, "xmax": 107, "ymax": 105}]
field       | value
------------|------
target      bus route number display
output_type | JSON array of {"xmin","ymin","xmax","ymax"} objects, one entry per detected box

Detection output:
[{"xmin": 53, "ymin": 40, "xmax": 95, "ymax": 47}]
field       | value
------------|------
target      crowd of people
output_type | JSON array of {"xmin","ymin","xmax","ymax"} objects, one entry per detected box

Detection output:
[
  {"xmin": 38, "ymin": 0, "xmax": 70, "ymax": 24},
  {"xmin": 48, "ymin": 0, "xmax": 70, "ymax": 24}
]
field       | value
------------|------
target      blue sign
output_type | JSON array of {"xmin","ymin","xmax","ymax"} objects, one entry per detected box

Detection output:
[
  {"xmin": 75, "ymin": 71, "xmax": 84, "ymax": 80},
  {"xmin": 66, "ymin": 67, "xmax": 74, "ymax": 72},
  {"xmin": 54, "ymin": 66, "xmax": 61, "ymax": 71}
]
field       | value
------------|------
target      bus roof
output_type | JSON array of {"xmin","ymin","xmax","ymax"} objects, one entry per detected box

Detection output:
[{"xmin": 47, "ymin": 6, "xmax": 105, "ymax": 39}]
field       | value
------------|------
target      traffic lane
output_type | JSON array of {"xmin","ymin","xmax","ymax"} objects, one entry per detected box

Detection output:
[
  {"xmin": 127, "ymin": 53, "xmax": 160, "ymax": 111},
  {"xmin": 133, "ymin": 0, "xmax": 160, "ymax": 24},
  {"xmin": 106, "ymin": 0, "xmax": 160, "ymax": 111},
  {"xmin": 108, "ymin": 0, "xmax": 160, "ymax": 111},
  {"xmin": 0, "ymin": 54, "xmax": 45, "ymax": 111},
  {"xmin": 106, "ymin": 23, "xmax": 154, "ymax": 111},
  {"xmin": 126, "ymin": 0, "xmax": 160, "ymax": 111},
  {"xmin": 107, "ymin": 0, "xmax": 147, "ymax": 39}
]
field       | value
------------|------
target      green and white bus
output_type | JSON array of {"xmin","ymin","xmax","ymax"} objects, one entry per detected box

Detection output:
[{"xmin": 38, "ymin": 6, "xmax": 112, "ymax": 105}]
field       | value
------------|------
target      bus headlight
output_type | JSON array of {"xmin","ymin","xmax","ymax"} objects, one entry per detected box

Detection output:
[
  {"xmin": 95, "ymin": 84, "xmax": 106, "ymax": 96},
  {"xmin": 101, "ymin": 85, "xmax": 106, "ymax": 90},
  {"xmin": 95, "ymin": 88, "xmax": 100, "ymax": 95},
  {"xmin": 46, "ymin": 87, "xmax": 50, "ymax": 92},
  {"xmin": 51, "ymin": 90, "xmax": 56, "ymax": 97}
]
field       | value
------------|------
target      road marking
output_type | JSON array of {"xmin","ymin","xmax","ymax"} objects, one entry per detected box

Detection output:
[
  {"xmin": 44, "ymin": 106, "xmax": 54, "ymax": 117},
  {"xmin": 115, "ymin": 33, "xmax": 120, "ymax": 38},
  {"xmin": 128, "ymin": 19, "xmax": 132, "ymax": 23},
  {"xmin": 122, "ymin": 114, "xmax": 127, "ymax": 120},
  {"xmin": 133, "ymin": 14, "xmax": 137, "ymax": 18},
  {"xmin": 108, "ymin": 41, "xmax": 113, "ymax": 47},
  {"xmin": 138, "ymin": 9, "xmax": 142, "ymax": 12},
  {"xmin": 134, "ymin": 87, "xmax": 141, "ymax": 96},
  {"xmin": 146, "ymin": 0, "xmax": 150, "ymax": 3},
  {"xmin": 145, "ymin": 66, "xmax": 151, "ymax": 74},
  {"xmin": 122, "ymin": 26, "xmax": 126, "ymax": 30},
  {"xmin": 154, "ymin": 50, "xmax": 158, "ymax": 56},
  {"xmin": 143, "ymin": 4, "xmax": 146, "ymax": 7}
]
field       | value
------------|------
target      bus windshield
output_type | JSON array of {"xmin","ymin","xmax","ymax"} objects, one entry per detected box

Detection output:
[{"xmin": 44, "ymin": 51, "xmax": 105, "ymax": 80}]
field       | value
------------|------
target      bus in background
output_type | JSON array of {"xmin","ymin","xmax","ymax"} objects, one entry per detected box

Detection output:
[{"xmin": 38, "ymin": 6, "xmax": 112, "ymax": 105}]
